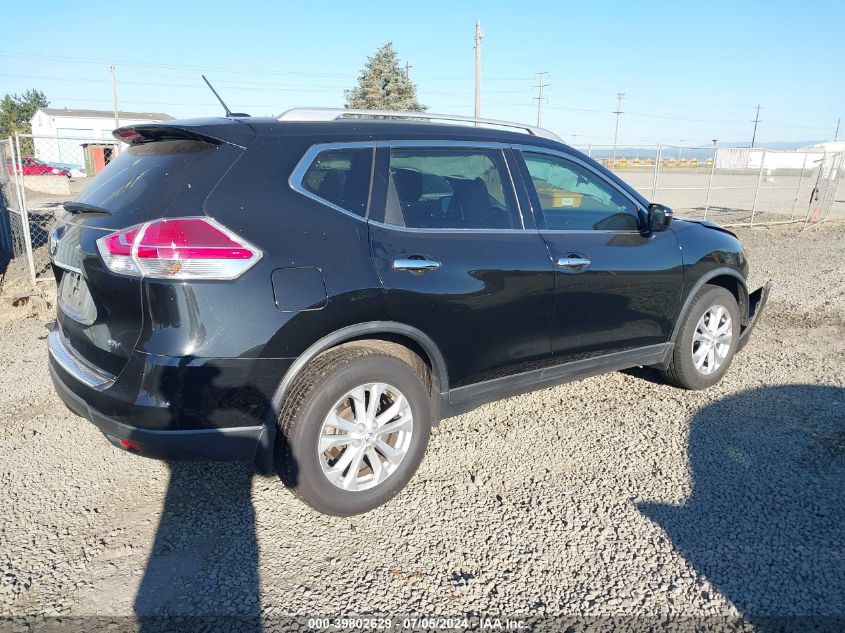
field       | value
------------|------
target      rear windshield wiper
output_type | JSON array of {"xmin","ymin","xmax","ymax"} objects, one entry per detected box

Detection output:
[{"xmin": 63, "ymin": 202, "xmax": 112, "ymax": 216}]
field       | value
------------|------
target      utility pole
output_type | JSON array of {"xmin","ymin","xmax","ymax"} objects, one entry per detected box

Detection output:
[
  {"xmin": 474, "ymin": 20, "xmax": 483, "ymax": 120},
  {"xmin": 750, "ymin": 104, "xmax": 762, "ymax": 148},
  {"xmin": 611, "ymin": 89, "xmax": 625, "ymax": 170},
  {"xmin": 835, "ymin": 118, "xmax": 841, "ymax": 141},
  {"xmin": 404, "ymin": 61, "xmax": 412, "ymax": 80},
  {"xmin": 109, "ymin": 65, "xmax": 119, "ymax": 129},
  {"xmin": 533, "ymin": 71, "xmax": 549, "ymax": 127}
]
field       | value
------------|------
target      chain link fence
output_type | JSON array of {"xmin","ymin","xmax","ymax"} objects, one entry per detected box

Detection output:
[
  {"xmin": 572, "ymin": 143, "xmax": 845, "ymax": 227},
  {"xmin": 1, "ymin": 137, "xmax": 35, "ymax": 293},
  {"xmin": 3, "ymin": 134, "xmax": 121, "ymax": 289}
]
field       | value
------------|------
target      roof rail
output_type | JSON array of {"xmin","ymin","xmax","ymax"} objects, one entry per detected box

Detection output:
[{"xmin": 277, "ymin": 108, "xmax": 563, "ymax": 142}]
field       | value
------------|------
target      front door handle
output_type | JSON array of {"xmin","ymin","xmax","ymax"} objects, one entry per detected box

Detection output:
[
  {"xmin": 556, "ymin": 256, "xmax": 591, "ymax": 272},
  {"xmin": 393, "ymin": 257, "xmax": 441, "ymax": 272}
]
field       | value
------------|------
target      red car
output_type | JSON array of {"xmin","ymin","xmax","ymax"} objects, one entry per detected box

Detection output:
[{"xmin": 7, "ymin": 156, "xmax": 71, "ymax": 177}]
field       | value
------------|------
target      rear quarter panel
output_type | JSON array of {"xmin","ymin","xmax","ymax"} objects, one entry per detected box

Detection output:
[{"xmin": 190, "ymin": 135, "xmax": 390, "ymax": 360}]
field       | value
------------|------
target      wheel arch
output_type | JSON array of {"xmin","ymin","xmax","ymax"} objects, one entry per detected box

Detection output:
[
  {"xmin": 671, "ymin": 268, "xmax": 749, "ymax": 344},
  {"xmin": 254, "ymin": 321, "xmax": 449, "ymax": 474}
]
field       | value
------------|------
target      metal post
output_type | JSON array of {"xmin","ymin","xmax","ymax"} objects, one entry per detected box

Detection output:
[
  {"xmin": 650, "ymin": 143, "xmax": 662, "ymax": 199},
  {"xmin": 750, "ymin": 149, "xmax": 766, "ymax": 226},
  {"xmin": 7, "ymin": 136, "xmax": 28, "ymax": 256},
  {"xmin": 826, "ymin": 153, "xmax": 845, "ymax": 220},
  {"xmin": 611, "ymin": 89, "xmax": 624, "ymax": 171},
  {"xmin": 13, "ymin": 134, "xmax": 37, "ymax": 287},
  {"xmin": 7, "ymin": 136, "xmax": 25, "ymax": 217},
  {"xmin": 750, "ymin": 104, "xmax": 761, "ymax": 148},
  {"xmin": 586, "ymin": 144, "xmax": 592, "ymax": 158},
  {"xmin": 110, "ymin": 65, "xmax": 120, "ymax": 130},
  {"xmin": 534, "ymin": 71, "xmax": 548, "ymax": 127},
  {"xmin": 803, "ymin": 153, "xmax": 824, "ymax": 230},
  {"xmin": 473, "ymin": 21, "xmax": 483, "ymax": 120},
  {"xmin": 703, "ymin": 146, "xmax": 717, "ymax": 219},
  {"xmin": 790, "ymin": 152, "xmax": 809, "ymax": 221}
]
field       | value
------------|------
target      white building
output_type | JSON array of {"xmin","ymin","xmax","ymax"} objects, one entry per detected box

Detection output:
[
  {"xmin": 29, "ymin": 107, "xmax": 174, "ymax": 168},
  {"xmin": 798, "ymin": 141, "xmax": 845, "ymax": 153},
  {"xmin": 714, "ymin": 143, "xmax": 843, "ymax": 172}
]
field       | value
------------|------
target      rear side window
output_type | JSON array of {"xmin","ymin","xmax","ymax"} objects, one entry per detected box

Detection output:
[
  {"xmin": 522, "ymin": 152, "xmax": 640, "ymax": 231},
  {"xmin": 384, "ymin": 148, "xmax": 520, "ymax": 229},
  {"xmin": 301, "ymin": 148, "xmax": 373, "ymax": 217}
]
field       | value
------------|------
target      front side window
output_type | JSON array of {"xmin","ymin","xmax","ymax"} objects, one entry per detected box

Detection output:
[
  {"xmin": 522, "ymin": 152, "xmax": 640, "ymax": 231},
  {"xmin": 384, "ymin": 148, "xmax": 519, "ymax": 229},
  {"xmin": 301, "ymin": 147, "xmax": 373, "ymax": 217}
]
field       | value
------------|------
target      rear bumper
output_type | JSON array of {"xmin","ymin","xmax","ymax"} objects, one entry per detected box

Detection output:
[
  {"xmin": 737, "ymin": 280, "xmax": 772, "ymax": 352},
  {"xmin": 50, "ymin": 362, "xmax": 267, "ymax": 462},
  {"xmin": 48, "ymin": 326, "xmax": 290, "ymax": 468}
]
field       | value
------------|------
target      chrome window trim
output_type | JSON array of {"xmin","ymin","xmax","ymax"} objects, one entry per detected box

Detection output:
[
  {"xmin": 374, "ymin": 140, "xmax": 510, "ymax": 150},
  {"xmin": 537, "ymin": 229, "xmax": 645, "ymax": 235},
  {"xmin": 376, "ymin": 140, "xmax": 527, "ymax": 231},
  {"xmin": 288, "ymin": 142, "xmax": 376, "ymax": 222},
  {"xmin": 510, "ymin": 144, "xmax": 649, "ymax": 231},
  {"xmin": 367, "ymin": 220, "xmax": 533, "ymax": 235},
  {"xmin": 48, "ymin": 328, "xmax": 115, "ymax": 390}
]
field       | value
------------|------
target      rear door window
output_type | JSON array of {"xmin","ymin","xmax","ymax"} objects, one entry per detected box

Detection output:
[
  {"xmin": 300, "ymin": 147, "xmax": 373, "ymax": 217},
  {"xmin": 383, "ymin": 148, "xmax": 520, "ymax": 229}
]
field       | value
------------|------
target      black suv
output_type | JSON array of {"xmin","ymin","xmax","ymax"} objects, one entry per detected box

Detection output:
[{"xmin": 48, "ymin": 110, "xmax": 769, "ymax": 515}]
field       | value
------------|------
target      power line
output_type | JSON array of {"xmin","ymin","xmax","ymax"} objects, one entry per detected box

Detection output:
[{"xmin": 533, "ymin": 71, "xmax": 549, "ymax": 127}]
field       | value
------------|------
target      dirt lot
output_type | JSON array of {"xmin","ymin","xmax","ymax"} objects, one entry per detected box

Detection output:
[{"xmin": 0, "ymin": 221, "xmax": 843, "ymax": 630}]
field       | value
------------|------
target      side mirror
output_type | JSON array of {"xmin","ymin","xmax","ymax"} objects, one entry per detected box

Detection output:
[{"xmin": 648, "ymin": 203, "xmax": 673, "ymax": 232}]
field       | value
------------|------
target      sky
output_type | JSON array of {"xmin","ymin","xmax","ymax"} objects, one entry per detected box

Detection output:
[{"xmin": 1, "ymin": 0, "xmax": 843, "ymax": 147}]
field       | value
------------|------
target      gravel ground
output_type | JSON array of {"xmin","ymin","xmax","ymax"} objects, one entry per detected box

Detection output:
[{"xmin": 0, "ymin": 221, "xmax": 843, "ymax": 631}]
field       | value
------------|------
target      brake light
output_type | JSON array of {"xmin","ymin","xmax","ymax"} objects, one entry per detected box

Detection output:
[
  {"xmin": 96, "ymin": 217, "xmax": 262, "ymax": 280},
  {"xmin": 118, "ymin": 439, "xmax": 142, "ymax": 453},
  {"xmin": 114, "ymin": 129, "xmax": 142, "ymax": 143}
]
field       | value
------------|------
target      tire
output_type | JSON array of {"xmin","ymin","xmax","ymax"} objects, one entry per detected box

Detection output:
[
  {"xmin": 275, "ymin": 343, "xmax": 432, "ymax": 516},
  {"xmin": 661, "ymin": 285, "xmax": 741, "ymax": 390}
]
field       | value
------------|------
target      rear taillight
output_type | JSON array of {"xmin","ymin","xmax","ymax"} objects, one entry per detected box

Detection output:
[{"xmin": 96, "ymin": 217, "xmax": 261, "ymax": 280}]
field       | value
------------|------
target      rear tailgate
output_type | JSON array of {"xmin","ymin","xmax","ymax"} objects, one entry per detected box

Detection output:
[{"xmin": 52, "ymin": 122, "xmax": 251, "ymax": 379}]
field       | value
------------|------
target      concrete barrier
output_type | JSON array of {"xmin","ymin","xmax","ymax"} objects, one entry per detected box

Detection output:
[{"xmin": 22, "ymin": 176, "xmax": 71, "ymax": 196}]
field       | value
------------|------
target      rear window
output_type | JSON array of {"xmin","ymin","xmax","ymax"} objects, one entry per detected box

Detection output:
[{"xmin": 74, "ymin": 140, "xmax": 242, "ymax": 222}]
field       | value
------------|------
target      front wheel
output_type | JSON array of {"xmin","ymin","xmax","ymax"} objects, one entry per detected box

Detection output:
[
  {"xmin": 661, "ymin": 285, "xmax": 741, "ymax": 390},
  {"xmin": 276, "ymin": 344, "xmax": 432, "ymax": 516}
]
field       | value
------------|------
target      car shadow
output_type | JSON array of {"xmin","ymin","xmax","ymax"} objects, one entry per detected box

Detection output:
[
  {"xmin": 134, "ymin": 461, "xmax": 263, "ymax": 632},
  {"xmin": 619, "ymin": 365, "xmax": 666, "ymax": 385},
  {"xmin": 638, "ymin": 384, "xmax": 845, "ymax": 630}
]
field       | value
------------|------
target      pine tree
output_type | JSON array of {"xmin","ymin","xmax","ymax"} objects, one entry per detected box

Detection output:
[{"xmin": 345, "ymin": 43, "xmax": 425, "ymax": 112}]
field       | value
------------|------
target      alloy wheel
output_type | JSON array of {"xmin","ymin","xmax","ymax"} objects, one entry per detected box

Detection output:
[
  {"xmin": 317, "ymin": 383, "xmax": 414, "ymax": 491},
  {"xmin": 692, "ymin": 304, "xmax": 733, "ymax": 375}
]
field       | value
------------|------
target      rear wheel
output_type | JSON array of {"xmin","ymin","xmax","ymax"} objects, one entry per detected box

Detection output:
[
  {"xmin": 276, "ymin": 344, "xmax": 432, "ymax": 516},
  {"xmin": 661, "ymin": 285, "xmax": 740, "ymax": 390}
]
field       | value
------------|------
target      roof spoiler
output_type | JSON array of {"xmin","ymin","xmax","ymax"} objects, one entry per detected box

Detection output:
[
  {"xmin": 113, "ymin": 124, "xmax": 225, "ymax": 146},
  {"xmin": 112, "ymin": 121, "xmax": 252, "ymax": 148}
]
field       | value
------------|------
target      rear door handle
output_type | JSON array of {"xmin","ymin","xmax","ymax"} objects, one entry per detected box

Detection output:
[
  {"xmin": 556, "ymin": 256, "xmax": 591, "ymax": 272},
  {"xmin": 393, "ymin": 257, "xmax": 441, "ymax": 272}
]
